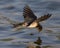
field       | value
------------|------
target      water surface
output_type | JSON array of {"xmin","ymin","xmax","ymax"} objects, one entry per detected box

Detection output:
[{"xmin": 0, "ymin": 0, "xmax": 60, "ymax": 48}]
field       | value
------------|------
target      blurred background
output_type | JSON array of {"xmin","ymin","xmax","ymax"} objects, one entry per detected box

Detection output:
[{"xmin": 0, "ymin": 0, "xmax": 60, "ymax": 48}]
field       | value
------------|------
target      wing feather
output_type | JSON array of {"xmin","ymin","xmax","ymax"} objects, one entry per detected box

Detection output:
[
  {"xmin": 23, "ymin": 5, "xmax": 37, "ymax": 22},
  {"xmin": 37, "ymin": 14, "xmax": 52, "ymax": 22}
]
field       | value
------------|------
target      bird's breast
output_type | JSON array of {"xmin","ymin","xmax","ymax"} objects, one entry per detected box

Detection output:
[{"xmin": 28, "ymin": 22, "xmax": 38, "ymax": 28}]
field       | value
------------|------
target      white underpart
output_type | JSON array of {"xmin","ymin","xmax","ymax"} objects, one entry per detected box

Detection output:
[
  {"xmin": 11, "ymin": 22, "xmax": 38, "ymax": 31},
  {"xmin": 28, "ymin": 22, "xmax": 37, "ymax": 28}
]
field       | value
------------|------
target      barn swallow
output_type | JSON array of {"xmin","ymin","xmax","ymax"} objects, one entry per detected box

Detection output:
[{"xmin": 4, "ymin": 5, "xmax": 51, "ymax": 31}]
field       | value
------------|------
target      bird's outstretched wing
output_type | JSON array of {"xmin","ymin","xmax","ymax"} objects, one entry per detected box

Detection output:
[
  {"xmin": 23, "ymin": 5, "xmax": 37, "ymax": 24},
  {"xmin": 37, "ymin": 14, "xmax": 52, "ymax": 22}
]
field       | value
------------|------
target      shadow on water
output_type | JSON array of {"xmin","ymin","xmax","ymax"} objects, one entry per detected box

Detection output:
[
  {"xmin": 26, "ymin": 37, "xmax": 42, "ymax": 48},
  {"xmin": 0, "ymin": 35, "xmax": 42, "ymax": 48}
]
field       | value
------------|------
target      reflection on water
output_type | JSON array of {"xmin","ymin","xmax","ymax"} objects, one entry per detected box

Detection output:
[
  {"xmin": 0, "ymin": 0, "xmax": 60, "ymax": 48},
  {"xmin": 27, "ymin": 37, "xmax": 42, "ymax": 48},
  {"xmin": 34, "ymin": 37, "xmax": 42, "ymax": 45}
]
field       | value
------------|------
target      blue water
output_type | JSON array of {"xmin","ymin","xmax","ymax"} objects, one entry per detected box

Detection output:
[{"xmin": 0, "ymin": 0, "xmax": 60, "ymax": 48}]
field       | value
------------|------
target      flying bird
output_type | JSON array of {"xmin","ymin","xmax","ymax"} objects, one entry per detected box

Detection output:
[{"xmin": 2, "ymin": 5, "xmax": 52, "ymax": 32}]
